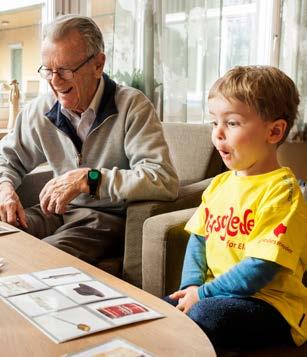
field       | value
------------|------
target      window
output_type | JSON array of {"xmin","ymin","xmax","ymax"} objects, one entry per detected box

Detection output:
[
  {"xmin": 159, "ymin": 0, "xmax": 280, "ymax": 123},
  {"xmin": 87, "ymin": 0, "xmax": 145, "ymax": 91},
  {"xmin": 0, "ymin": 0, "xmax": 50, "ymax": 122},
  {"xmin": 280, "ymin": 0, "xmax": 307, "ymax": 140},
  {"xmin": 86, "ymin": 0, "xmax": 116, "ymax": 75},
  {"xmin": 10, "ymin": 44, "xmax": 23, "ymax": 87}
]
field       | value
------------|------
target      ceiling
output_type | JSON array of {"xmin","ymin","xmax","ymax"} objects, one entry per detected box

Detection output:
[{"xmin": 0, "ymin": 5, "xmax": 41, "ymax": 30}]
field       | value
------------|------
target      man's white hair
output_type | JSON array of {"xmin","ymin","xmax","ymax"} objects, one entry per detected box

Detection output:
[{"xmin": 43, "ymin": 14, "xmax": 104, "ymax": 55}]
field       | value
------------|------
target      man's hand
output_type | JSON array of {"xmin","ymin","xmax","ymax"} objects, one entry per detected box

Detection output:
[
  {"xmin": 39, "ymin": 168, "xmax": 90, "ymax": 215},
  {"xmin": 0, "ymin": 182, "xmax": 27, "ymax": 228},
  {"xmin": 169, "ymin": 285, "xmax": 200, "ymax": 314}
]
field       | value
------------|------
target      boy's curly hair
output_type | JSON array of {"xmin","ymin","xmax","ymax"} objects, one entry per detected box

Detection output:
[{"xmin": 208, "ymin": 66, "xmax": 300, "ymax": 143}]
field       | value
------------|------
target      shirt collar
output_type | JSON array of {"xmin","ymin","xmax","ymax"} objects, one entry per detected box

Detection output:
[{"xmin": 88, "ymin": 77, "xmax": 105, "ymax": 115}]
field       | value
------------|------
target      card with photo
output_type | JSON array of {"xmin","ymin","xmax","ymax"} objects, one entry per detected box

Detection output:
[
  {"xmin": 0, "ymin": 225, "xmax": 19, "ymax": 235},
  {"xmin": 8, "ymin": 289, "xmax": 77, "ymax": 317},
  {"xmin": 87, "ymin": 297, "xmax": 163, "ymax": 326},
  {"xmin": 65, "ymin": 338, "xmax": 154, "ymax": 357},
  {"xmin": 55, "ymin": 280, "xmax": 123, "ymax": 304},
  {"xmin": 2, "ymin": 267, "xmax": 164, "ymax": 343},
  {"xmin": 33, "ymin": 306, "xmax": 111, "ymax": 343},
  {"xmin": 33, "ymin": 267, "xmax": 92, "ymax": 286},
  {"xmin": 0, "ymin": 274, "xmax": 48, "ymax": 297}
]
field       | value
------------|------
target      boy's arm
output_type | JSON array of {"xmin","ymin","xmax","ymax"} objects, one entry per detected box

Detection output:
[
  {"xmin": 180, "ymin": 233, "xmax": 207, "ymax": 289},
  {"xmin": 197, "ymin": 257, "xmax": 281, "ymax": 299}
]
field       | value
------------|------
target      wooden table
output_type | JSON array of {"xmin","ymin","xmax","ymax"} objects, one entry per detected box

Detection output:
[{"xmin": 0, "ymin": 228, "xmax": 216, "ymax": 357}]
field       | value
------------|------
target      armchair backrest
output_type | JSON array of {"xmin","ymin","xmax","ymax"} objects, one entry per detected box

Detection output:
[
  {"xmin": 162, "ymin": 122, "xmax": 223, "ymax": 186},
  {"xmin": 277, "ymin": 141, "xmax": 307, "ymax": 180}
]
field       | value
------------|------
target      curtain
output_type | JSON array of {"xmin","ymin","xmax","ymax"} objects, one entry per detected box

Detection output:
[
  {"xmin": 110, "ymin": 0, "xmax": 307, "ymax": 141},
  {"xmin": 151, "ymin": 0, "xmax": 221, "ymax": 122},
  {"xmin": 148, "ymin": 0, "xmax": 257, "ymax": 122},
  {"xmin": 280, "ymin": 0, "xmax": 307, "ymax": 142}
]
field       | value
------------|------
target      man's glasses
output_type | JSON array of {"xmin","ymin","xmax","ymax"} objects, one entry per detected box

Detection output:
[{"xmin": 37, "ymin": 54, "xmax": 95, "ymax": 80}]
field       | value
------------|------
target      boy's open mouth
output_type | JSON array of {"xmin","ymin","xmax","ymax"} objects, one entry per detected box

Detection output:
[{"xmin": 219, "ymin": 150, "xmax": 231, "ymax": 158}]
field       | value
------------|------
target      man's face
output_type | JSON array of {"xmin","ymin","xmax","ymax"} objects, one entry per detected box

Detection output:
[{"xmin": 41, "ymin": 29, "xmax": 105, "ymax": 113}]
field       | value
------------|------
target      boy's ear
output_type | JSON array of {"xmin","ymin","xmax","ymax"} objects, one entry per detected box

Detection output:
[{"xmin": 268, "ymin": 119, "xmax": 287, "ymax": 144}]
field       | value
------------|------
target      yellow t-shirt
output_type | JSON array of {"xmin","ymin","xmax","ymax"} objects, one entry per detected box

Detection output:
[{"xmin": 185, "ymin": 167, "xmax": 307, "ymax": 346}]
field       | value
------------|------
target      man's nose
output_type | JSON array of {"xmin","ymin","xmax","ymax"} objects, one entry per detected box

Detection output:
[{"xmin": 49, "ymin": 71, "xmax": 64, "ymax": 84}]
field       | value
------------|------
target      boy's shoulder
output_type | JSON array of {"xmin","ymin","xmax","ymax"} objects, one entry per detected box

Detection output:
[
  {"xmin": 211, "ymin": 170, "xmax": 232, "ymax": 186},
  {"xmin": 201, "ymin": 171, "xmax": 232, "ymax": 199},
  {"xmin": 259, "ymin": 167, "xmax": 307, "ymax": 214}
]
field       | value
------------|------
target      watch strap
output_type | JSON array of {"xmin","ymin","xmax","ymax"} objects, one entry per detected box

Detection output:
[{"xmin": 87, "ymin": 169, "xmax": 102, "ymax": 198}]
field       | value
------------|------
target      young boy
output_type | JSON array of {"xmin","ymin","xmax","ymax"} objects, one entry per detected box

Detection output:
[{"xmin": 167, "ymin": 66, "xmax": 307, "ymax": 350}]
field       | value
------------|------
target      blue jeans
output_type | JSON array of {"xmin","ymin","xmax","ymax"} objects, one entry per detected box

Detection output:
[{"xmin": 164, "ymin": 295, "xmax": 293, "ymax": 350}]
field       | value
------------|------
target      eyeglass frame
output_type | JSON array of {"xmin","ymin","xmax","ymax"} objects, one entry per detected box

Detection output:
[{"xmin": 37, "ymin": 54, "xmax": 96, "ymax": 80}]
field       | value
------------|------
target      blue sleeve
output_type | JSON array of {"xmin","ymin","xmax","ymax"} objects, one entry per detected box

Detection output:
[
  {"xmin": 180, "ymin": 234, "xmax": 207, "ymax": 289},
  {"xmin": 198, "ymin": 257, "xmax": 281, "ymax": 299}
]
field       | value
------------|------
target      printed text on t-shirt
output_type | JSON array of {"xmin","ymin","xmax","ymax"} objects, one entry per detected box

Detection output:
[{"xmin": 204, "ymin": 206, "xmax": 254, "ymax": 240}]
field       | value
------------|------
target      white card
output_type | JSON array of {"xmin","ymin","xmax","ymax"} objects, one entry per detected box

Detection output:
[
  {"xmin": 66, "ymin": 338, "xmax": 154, "ymax": 357},
  {"xmin": 33, "ymin": 306, "xmax": 111, "ymax": 343},
  {"xmin": 8, "ymin": 289, "xmax": 77, "ymax": 316},
  {"xmin": 55, "ymin": 280, "xmax": 123, "ymax": 304},
  {"xmin": 33, "ymin": 267, "xmax": 92, "ymax": 286},
  {"xmin": 87, "ymin": 297, "xmax": 162, "ymax": 326},
  {"xmin": 0, "ymin": 274, "xmax": 48, "ymax": 297}
]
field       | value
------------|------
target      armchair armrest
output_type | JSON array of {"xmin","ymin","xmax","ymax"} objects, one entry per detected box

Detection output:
[
  {"xmin": 123, "ymin": 178, "xmax": 212, "ymax": 288},
  {"xmin": 16, "ymin": 165, "xmax": 53, "ymax": 208},
  {"xmin": 142, "ymin": 207, "xmax": 197, "ymax": 297}
]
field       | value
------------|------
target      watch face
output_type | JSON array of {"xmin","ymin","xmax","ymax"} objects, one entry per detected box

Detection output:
[{"xmin": 89, "ymin": 170, "xmax": 100, "ymax": 180}]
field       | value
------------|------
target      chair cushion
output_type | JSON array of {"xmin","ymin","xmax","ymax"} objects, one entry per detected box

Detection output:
[{"xmin": 162, "ymin": 122, "xmax": 219, "ymax": 185}]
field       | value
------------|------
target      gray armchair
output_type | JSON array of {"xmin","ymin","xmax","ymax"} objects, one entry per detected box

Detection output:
[
  {"xmin": 16, "ymin": 122, "xmax": 224, "ymax": 288},
  {"xmin": 142, "ymin": 140, "xmax": 307, "ymax": 297},
  {"xmin": 142, "ymin": 140, "xmax": 307, "ymax": 356},
  {"xmin": 143, "ymin": 210, "xmax": 307, "ymax": 356}
]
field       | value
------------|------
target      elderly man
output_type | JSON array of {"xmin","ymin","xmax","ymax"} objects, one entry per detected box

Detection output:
[{"xmin": 0, "ymin": 15, "xmax": 178, "ymax": 265}]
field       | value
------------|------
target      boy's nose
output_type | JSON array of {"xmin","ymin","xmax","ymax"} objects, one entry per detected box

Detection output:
[{"xmin": 213, "ymin": 124, "xmax": 226, "ymax": 140}]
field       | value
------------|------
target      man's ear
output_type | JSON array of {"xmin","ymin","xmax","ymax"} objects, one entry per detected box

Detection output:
[
  {"xmin": 268, "ymin": 119, "xmax": 287, "ymax": 144},
  {"xmin": 94, "ymin": 52, "xmax": 105, "ymax": 78}
]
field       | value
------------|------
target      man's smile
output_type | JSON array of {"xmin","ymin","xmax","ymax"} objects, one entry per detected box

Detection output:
[{"xmin": 58, "ymin": 87, "xmax": 73, "ymax": 94}]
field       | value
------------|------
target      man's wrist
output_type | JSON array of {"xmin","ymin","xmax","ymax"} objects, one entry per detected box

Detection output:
[
  {"xmin": 87, "ymin": 169, "xmax": 102, "ymax": 198},
  {"xmin": 0, "ymin": 181, "xmax": 15, "ymax": 190}
]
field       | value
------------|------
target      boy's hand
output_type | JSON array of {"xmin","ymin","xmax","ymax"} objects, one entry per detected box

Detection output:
[{"xmin": 169, "ymin": 285, "xmax": 199, "ymax": 314}]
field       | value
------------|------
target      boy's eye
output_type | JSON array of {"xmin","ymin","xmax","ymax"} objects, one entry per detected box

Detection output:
[
  {"xmin": 209, "ymin": 120, "xmax": 218, "ymax": 127},
  {"xmin": 227, "ymin": 120, "xmax": 239, "ymax": 127}
]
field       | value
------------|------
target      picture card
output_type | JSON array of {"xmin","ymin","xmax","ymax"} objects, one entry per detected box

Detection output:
[
  {"xmin": 2, "ymin": 267, "xmax": 164, "ymax": 343},
  {"xmin": 8, "ymin": 289, "xmax": 77, "ymax": 317},
  {"xmin": 55, "ymin": 280, "xmax": 123, "ymax": 304},
  {"xmin": 87, "ymin": 297, "xmax": 163, "ymax": 326},
  {"xmin": 0, "ymin": 274, "xmax": 48, "ymax": 297},
  {"xmin": 33, "ymin": 306, "xmax": 111, "ymax": 343},
  {"xmin": 66, "ymin": 338, "xmax": 154, "ymax": 357},
  {"xmin": 0, "ymin": 225, "xmax": 19, "ymax": 235},
  {"xmin": 32, "ymin": 267, "xmax": 92, "ymax": 286}
]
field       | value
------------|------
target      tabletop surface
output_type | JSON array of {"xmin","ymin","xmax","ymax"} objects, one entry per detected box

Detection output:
[{"xmin": 0, "ymin": 227, "xmax": 216, "ymax": 357}]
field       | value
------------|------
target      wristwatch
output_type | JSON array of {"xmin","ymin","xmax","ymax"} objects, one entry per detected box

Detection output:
[{"xmin": 87, "ymin": 169, "xmax": 102, "ymax": 198}]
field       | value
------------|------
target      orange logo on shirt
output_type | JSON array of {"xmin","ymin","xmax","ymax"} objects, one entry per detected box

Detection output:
[
  {"xmin": 273, "ymin": 223, "xmax": 287, "ymax": 237},
  {"xmin": 204, "ymin": 206, "xmax": 254, "ymax": 241}
]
